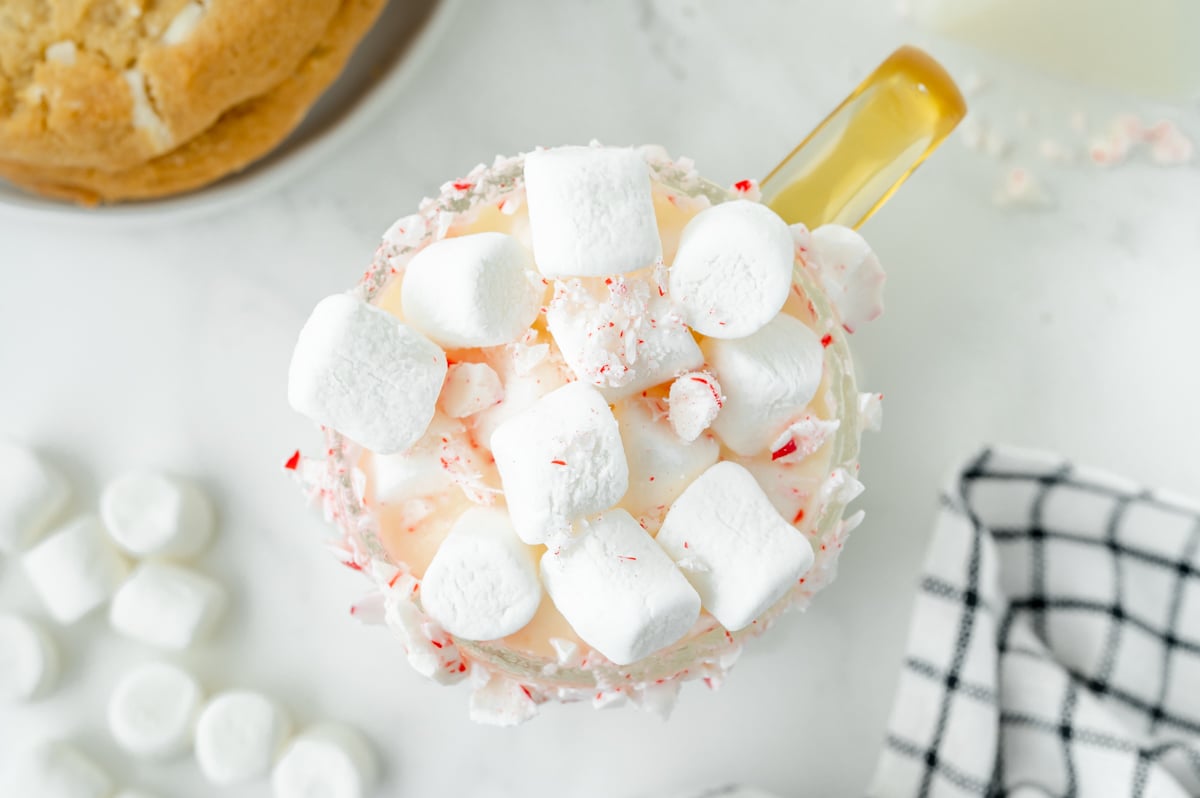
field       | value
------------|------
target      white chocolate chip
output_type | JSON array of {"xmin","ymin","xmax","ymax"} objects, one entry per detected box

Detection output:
[{"xmin": 45, "ymin": 41, "xmax": 77, "ymax": 66}]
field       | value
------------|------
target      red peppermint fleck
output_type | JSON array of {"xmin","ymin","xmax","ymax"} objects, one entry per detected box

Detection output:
[
  {"xmin": 284, "ymin": 450, "xmax": 301, "ymax": 470},
  {"xmin": 772, "ymin": 439, "xmax": 798, "ymax": 461},
  {"xmin": 648, "ymin": 476, "xmax": 656, "ymax": 482},
  {"xmin": 617, "ymin": 555, "xmax": 638, "ymax": 562},
  {"xmin": 458, "ymin": 662, "xmax": 467, "ymax": 672},
  {"xmin": 431, "ymin": 640, "xmax": 444, "ymax": 649},
  {"xmin": 551, "ymin": 459, "xmax": 567, "ymax": 466},
  {"xmin": 734, "ymin": 179, "xmax": 753, "ymax": 192},
  {"xmin": 820, "ymin": 334, "xmax": 833, "ymax": 348},
  {"xmin": 452, "ymin": 181, "xmax": 473, "ymax": 191},
  {"xmin": 683, "ymin": 541, "xmax": 689, "ymax": 549},
  {"xmin": 793, "ymin": 507, "xmax": 806, "ymax": 524},
  {"xmin": 342, "ymin": 561, "xmax": 363, "ymax": 571},
  {"xmin": 658, "ymin": 285, "xmax": 666, "ymax": 297},
  {"xmin": 605, "ymin": 278, "xmax": 613, "ymax": 285},
  {"xmin": 388, "ymin": 572, "xmax": 402, "ymax": 588},
  {"xmin": 349, "ymin": 606, "xmax": 357, "ymax": 615},
  {"xmin": 520, "ymin": 686, "xmax": 533, "ymax": 700}
]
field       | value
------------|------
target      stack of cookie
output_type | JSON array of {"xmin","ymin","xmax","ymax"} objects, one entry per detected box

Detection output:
[{"xmin": 0, "ymin": 0, "xmax": 388, "ymax": 204}]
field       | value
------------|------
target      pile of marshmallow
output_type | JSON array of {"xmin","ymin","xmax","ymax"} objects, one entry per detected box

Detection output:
[
  {"xmin": 289, "ymin": 145, "xmax": 885, "ymax": 668},
  {"xmin": 0, "ymin": 443, "xmax": 376, "ymax": 798}
]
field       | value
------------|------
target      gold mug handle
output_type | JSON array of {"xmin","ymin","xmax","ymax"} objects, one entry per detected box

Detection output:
[{"xmin": 761, "ymin": 46, "xmax": 967, "ymax": 229}]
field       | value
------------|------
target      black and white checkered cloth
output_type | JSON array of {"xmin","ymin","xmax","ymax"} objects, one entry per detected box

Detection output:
[{"xmin": 869, "ymin": 446, "xmax": 1200, "ymax": 797}]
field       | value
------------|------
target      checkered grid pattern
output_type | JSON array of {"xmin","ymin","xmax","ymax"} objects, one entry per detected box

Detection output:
[{"xmin": 869, "ymin": 446, "xmax": 1200, "ymax": 797}]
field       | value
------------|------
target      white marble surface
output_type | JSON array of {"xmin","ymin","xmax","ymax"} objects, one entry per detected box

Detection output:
[{"xmin": 2, "ymin": 1, "xmax": 1198, "ymax": 796}]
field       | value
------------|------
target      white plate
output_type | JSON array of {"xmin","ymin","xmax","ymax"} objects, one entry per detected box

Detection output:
[{"xmin": 0, "ymin": 0, "xmax": 459, "ymax": 225}]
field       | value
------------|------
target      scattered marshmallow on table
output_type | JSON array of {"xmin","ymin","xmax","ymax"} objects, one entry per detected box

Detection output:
[
  {"xmin": 100, "ymin": 471, "xmax": 213, "ymax": 558},
  {"xmin": 22, "ymin": 515, "xmax": 129, "ymax": 624},
  {"xmin": 490, "ymin": 382, "xmax": 629, "ymax": 545},
  {"xmin": 107, "ymin": 661, "xmax": 203, "ymax": 759},
  {"xmin": 524, "ymin": 145, "xmax": 662, "ymax": 277},
  {"xmin": 0, "ymin": 741, "xmax": 112, "ymax": 798},
  {"xmin": 540, "ymin": 509, "xmax": 701, "ymax": 665},
  {"xmin": 546, "ymin": 274, "xmax": 703, "ymax": 401},
  {"xmin": 272, "ymin": 723, "xmax": 378, "ymax": 798},
  {"xmin": 195, "ymin": 690, "xmax": 291, "ymax": 786},
  {"xmin": 401, "ymin": 232, "xmax": 542, "ymax": 348},
  {"xmin": 288, "ymin": 293, "xmax": 447, "ymax": 454},
  {"xmin": 0, "ymin": 442, "xmax": 69, "ymax": 554},
  {"xmin": 614, "ymin": 397, "xmax": 719, "ymax": 529},
  {"xmin": 0, "ymin": 613, "xmax": 58, "ymax": 702},
  {"xmin": 668, "ymin": 199, "xmax": 795, "ymax": 338},
  {"xmin": 702, "ymin": 313, "xmax": 825, "ymax": 456},
  {"xmin": 807, "ymin": 223, "xmax": 886, "ymax": 333},
  {"xmin": 109, "ymin": 562, "xmax": 225, "ymax": 650},
  {"xmin": 419, "ymin": 507, "xmax": 542, "ymax": 640},
  {"xmin": 438, "ymin": 362, "xmax": 504, "ymax": 418},
  {"xmin": 657, "ymin": 462, "xmax": 815, "ymax": 631},
  {"xmin": 667, "ymin": 371, "xmax": 724, "ymax": 443}
]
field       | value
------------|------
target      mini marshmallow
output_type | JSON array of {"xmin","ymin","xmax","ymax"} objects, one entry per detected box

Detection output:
[
  {"xmin": 438, "ymin": 362, "xmax": 504, "ymax": 418},
  {"xmin": 195, "ymin": 690, "xmax": 291, "ymax": 785},
  {"xmin": 0, "ymin": 741, "xmax": 112, "ymax": 798},
  {"xmin": 272, "ymin": 724, "xmax": 378, "ymax": 798},
  {"xmin": 401, "ymin": 233, "xmax": 542, "ymax": 348},
  {"xmin": 288, "ymin": 294, "xmax": 447, "ymax": 454},
  {"xmin": 524, "ymin": 146, "xmax": 662, "ymax": 277},
  {"xmin": 546, "ymin": 273, "xmax": 703, "ymax": 400},
  {"xmin": 107, "ymin": 661, "xmax": 203, "ymax": 759},
  {"xmin": 0, "ymin": 443, "xmax": 69, "ymax": 553},
  {"xmin": 615, "ymin": 398, "xmax": 719, "ymax": 530},
  {"xmin": 669, "ymin": 200, "xmax": 794, "ymax": 338},
  {"xmin": 667, "ymin": 371, "xmax": 724, "ymax": 442},
  {"xmin": 419, "ymin": 508, "xmax": 542, "ymax": 640},
  {"xmin": 491, "ymin": 382, "xmax": 629, "ymax": 544},
  {"xmin": 100, "ymin": 471, "xmax": 213, "ymax": 558},
  {"xmin": 22, "ymin": 516, "xmax": 129, "ymax": 624},
  {"xmin": 109, "ymin": 562, "xmax": 225, "ymax": 650},
  {"xmin": 807, "ymin": 224, "xmax": 885, "ymax": 333},
  {"xmin": 702, "ymin": 313, "xmax": 825, "ymax": 456},
  {"xmin": 0, "ymin": 614, "xmax": 58, "ymax": 701},
  {"xmin": 541, "ymin": 509, "xmax": 700, "ymax": 665},
  {"xmin": 658, "ymin": 462, "xmax": 815, "ymax": 631}
]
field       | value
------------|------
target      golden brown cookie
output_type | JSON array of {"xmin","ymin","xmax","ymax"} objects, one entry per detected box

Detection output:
[
  {"xmin": 0, "ymin": 0, "xmax": 345, "ymax": 169},
  {"xmin": 0, "ymin": 0, "xmax": 385, "ymax": 203}
]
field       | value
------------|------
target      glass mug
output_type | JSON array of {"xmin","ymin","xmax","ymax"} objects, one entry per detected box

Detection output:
[{"xmin": 297, "ymin": 46, "xmax": 966, "ymax": 715}]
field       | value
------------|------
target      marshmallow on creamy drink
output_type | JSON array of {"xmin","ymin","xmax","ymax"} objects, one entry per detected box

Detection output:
[{"xmin": 286, "ymin": 144, "xmax": 885, "ymax": 725}]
